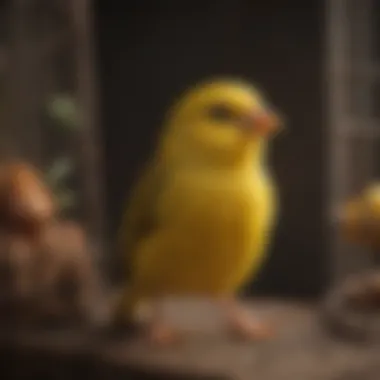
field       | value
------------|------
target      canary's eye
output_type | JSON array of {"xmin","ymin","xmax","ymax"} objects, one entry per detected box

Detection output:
[{"xmin": 207, "ymin": 104, "xmax": 238, "ymax": 123}]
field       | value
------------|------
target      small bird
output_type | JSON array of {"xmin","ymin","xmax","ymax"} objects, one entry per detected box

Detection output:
[{"xmin": 114, "ymin": 78, "xmax": 283, "ymax": 345}]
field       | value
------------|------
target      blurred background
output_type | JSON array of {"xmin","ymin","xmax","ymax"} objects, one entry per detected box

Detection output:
[{"xmin": 0, "ymin": 0, "xmax": 378, "ymax": 300}]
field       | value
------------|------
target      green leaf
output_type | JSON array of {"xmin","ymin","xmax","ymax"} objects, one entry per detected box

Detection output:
[
  {"xmin": 47, "ymin": 94, "xmax": 79, "ymax": 130},
  {"xmin": 45, "ymin": 156, "xmax": 74, "ymax": 188},
  {"xmin": 57, "ymin": 189, "xmax": 77, "ymax": 210}
]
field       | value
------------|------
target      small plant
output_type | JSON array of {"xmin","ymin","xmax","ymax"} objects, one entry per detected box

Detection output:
[
  {"xmin": 45, "ymin": 93, "xmax": 80, "ymax": 215},
  {"xmin": 47, "ymin": 94, "xmax": 79, "ymax": 131},
  {"xmin": 45, "ymin": 155, "xmax": 76, "ymax": 210}
]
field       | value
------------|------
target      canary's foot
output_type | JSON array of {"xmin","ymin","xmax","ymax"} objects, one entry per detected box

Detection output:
[
  {"xmin": 145, "ymin": 322, "xmax": 181, "ymax": 347},
  {"xmin": 229, "ymin": 314, "xmax": 274, "ymax": 341},
  {"xmin": 223, "ymin": 300, "xmax": 274, "ymax": 341}
]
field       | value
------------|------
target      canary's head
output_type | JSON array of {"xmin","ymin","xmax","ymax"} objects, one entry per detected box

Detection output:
[{"xmin": 161, "ymin": 78, "xmax": 283, "ymax": 166}]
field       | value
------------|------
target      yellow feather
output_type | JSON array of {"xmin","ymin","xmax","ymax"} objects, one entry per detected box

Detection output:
[{"xmin": 115, "ymin": 78, "xmax": 281, "ymax": 321}]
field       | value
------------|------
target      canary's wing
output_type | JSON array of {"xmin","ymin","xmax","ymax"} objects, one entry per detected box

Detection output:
[{"xmin": 117, "ymin": 160, "xmax": 165, "ymax": 281}]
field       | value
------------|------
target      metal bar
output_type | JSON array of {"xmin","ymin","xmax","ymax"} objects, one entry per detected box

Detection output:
[
  {"xmin": 335, "ymin": 116, "xmax": 380, "ymax": 138},
  {"xmin": 326, "ymin": 63, "xmax": 380, "ymax": 79},
  {"xmin": 325, "ymin": 0, "xmax": 353, "ymax": 281},
  {"xmin": 349, "ymin": 0, "xmax": 377, "ymax": 267},
  {"xmin": 353, "ymin": 0, "xmax": 374, "ymax": 175},
  {"xmin": 69, "ymin": 0, "xmax": 107, "ymax": 262}
]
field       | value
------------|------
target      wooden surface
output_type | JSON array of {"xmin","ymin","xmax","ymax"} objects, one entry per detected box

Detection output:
[
  {"xmin": 0, "ymin": 299, "xmax": 379, "ymax": 380},
  {"xmin": 320, "ymin": 270, "xmax": 380, "ymax": 343}
]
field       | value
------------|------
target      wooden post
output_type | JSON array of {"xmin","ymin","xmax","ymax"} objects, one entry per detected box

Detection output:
[{"xmin": 69, "ymin": 0, "xmax": 106, "ymax": 262}]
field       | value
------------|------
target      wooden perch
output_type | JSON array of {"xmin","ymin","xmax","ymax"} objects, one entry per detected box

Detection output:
[
  {"xmin": 320, "ymin": 270, "xmax": 380, "ymax": 343},
  {"xmin": 0, "ymin": 300, "xmax": 379, "ymax": 380}
]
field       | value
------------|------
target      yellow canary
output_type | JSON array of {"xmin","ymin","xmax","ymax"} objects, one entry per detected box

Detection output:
[{"xmin": 115, "ymin": 78, "xmax": 283, "ymax": 344}]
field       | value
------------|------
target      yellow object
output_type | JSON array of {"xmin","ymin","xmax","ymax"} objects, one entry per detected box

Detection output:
[
  {"xmin": 339, "ymin": 183, "xmax": 380, "ymax": 249},
  {"xmin": 116, "ymin": 78, "xmax": 282, "ymax": 321}
]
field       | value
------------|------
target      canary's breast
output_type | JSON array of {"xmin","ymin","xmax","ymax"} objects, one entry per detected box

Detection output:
[{"xmin": 134, "ymin": 170, "xmax": 277, "ymax": 297}]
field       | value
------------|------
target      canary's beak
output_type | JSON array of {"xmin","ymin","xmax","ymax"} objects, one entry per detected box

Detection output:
[
  {"xmin": 242, "ymin": 109, "xmax": 283, "ymax": 137},
  {"xmin": 254, "ymin": 110, "xmax": 282, "ymax": 136}
]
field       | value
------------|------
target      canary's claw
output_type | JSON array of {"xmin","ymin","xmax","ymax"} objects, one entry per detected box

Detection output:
[
  {"xmin": 223, "ymin": 300, "xmax": 275, "ymax": 341},
  {"xmin": 146, "ymin": 322, "xmax": 182, "ymax": 347},
  {"xmin": 229, "ymin": 316, "xmax": 275, "ymax": 341}
]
